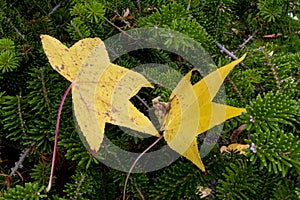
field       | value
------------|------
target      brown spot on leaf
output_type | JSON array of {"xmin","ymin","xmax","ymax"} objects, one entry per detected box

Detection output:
[
  {"xmin": 130, "ymin": 116, "xmax": 137, "ymax": 122},
  {"xmin": 129, "ymin": 77, "xmax": 135, "ymax": 81},
  {"xmin": 111, "ymin": 107, "xmax": 118, "ymax": 113},
  {"xmin": 104, "ymin": 111, "xmax": 111, "ymax": 118}
]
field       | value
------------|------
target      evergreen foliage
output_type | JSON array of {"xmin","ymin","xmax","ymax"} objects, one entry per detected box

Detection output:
[
  {"xmin": 0, "ymin": 182, "xmax": 47, "ymax": 200},
  {"xmin": 0, "ymin": 0, "xmax": 299, "ymax": 199}
]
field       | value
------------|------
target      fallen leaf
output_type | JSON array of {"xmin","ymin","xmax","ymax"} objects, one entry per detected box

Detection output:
[
  {"xmin": 159, "ymin": 54, "xmax": 247, "ymax": 172},
  {"xmin": 232, "ymin": 28, "xmax": 238, "ymax": 35},
  {"xmin": 220, "ymin": 143, "xmax": 250, "ymax": 155},
  {"xmin": 196, "ymin": 185, "xmax": 212, "ymax": 198},
  {"xmin": 41, "ymin": 35, "xmax": 159, "ymax": 153}
]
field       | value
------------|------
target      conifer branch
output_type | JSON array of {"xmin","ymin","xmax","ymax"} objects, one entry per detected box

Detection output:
[
  {"xmin": 40, "ymin": 67, "xmax": 51, "ymax": 112},
  {"xmin": 226, "ymin": 76, "xmax": 245, "ymax": 102},
  {"xmin": 187, "ymin": 0, "xmax": 191, "ymax": 10},
  {"xmin": 216, "ymin": 43, "xmax": 247, "ymax": 69},
  {"xmin": 47, "ymin": 2, "xmax": 61, "ymax": 17},
  {"xmin": 17, "ymin": 95, "xmax": 26, "ymax": 136},
  {"xmin": 104, "ymin": 17, "xmax": 135, "ymax": 40},
  {"xmin": 233, "ymin": 30, "xmax": 258, "ymax": 53},
  {"xmin": 136, "ymin": 0, "xmax": 141, "ymax": 14},
  {"xmin": 271, "ymin": 65, "xmax": 282, "ymax": 91},
  {"xmin": 4, "ymin": 15, "xmax": 25, "ymax": 38},
  {"xmin": 136, "ymin": 95, "xmax": 150, "ymax": 110},
  {"xmin": 9, "ymin": 143, "xmax": 35, "ymax": 177}
]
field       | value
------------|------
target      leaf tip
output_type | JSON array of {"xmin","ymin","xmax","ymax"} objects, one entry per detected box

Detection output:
[
  {"xmin": 240, "ymin": 53, "xmax": 247, "ymax": 60},
  {"xmin": 91, "ymin": 149, "xmax": 97, "ymax": 157}
]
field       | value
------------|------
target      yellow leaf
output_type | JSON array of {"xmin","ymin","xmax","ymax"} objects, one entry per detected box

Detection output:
[
  {"xmin": 161, "ymin": 54, "xmax": 247, "ymax": 172},
  {"xmin": 196, "ymin": 185, "xmax": 212, "ymax": 198},
  {"xmin": 41, "ymin": 35, "xmax": 159, "ymax": 153},
  {"xmin": 220, "ymin": 143, "xmax": 250, "ymax": 155},
  {"xmin": 40, "ymin": 35, "xmax": 104, "ymax": 82}
]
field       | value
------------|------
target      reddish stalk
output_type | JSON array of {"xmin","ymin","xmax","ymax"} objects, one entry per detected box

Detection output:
[
  {"xmin": 123, "ymin": 135, "xmax": 164, "ymax": 200},
  {"xmin": 46, "ymin": 82, "xmax": 74, "ymax": 192}
]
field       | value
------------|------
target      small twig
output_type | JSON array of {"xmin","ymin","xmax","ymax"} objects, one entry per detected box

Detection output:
[
  {"xmin": 226, "ymin": 76, "xmax": 245, "ymax": 102},
  {"xmin": 17, "ymin": 95, "xmax": 26, "ymax": 136},
  {"xmin": 261, "ymin": 50, "xmax": 282, "ymax": 91},
  {"xmin": 123, "ymin": 135, "xmax": 164, "ymax": 200},
  {"xmin": 13, "ymin": 26, "xmax": 25, "ymax": 38},
  {"xmin": 136, "ymin": 95, "xmax": 150, "ymax": 110},
  {"xmin": 71, "ymin": 21, "xmax": 84, "ymax": 38},
  {"xmin": 75, "ymin": 173, "xmax": 85, "ymax": 197},
  {"xmin": 216, "ymin": 43, "xmax": 247, "ymax": 69},
  {"xmin": 40, "ymin": 67, "xmax": 51, "ymax": 112},
  {"xmin": 46, "ymin": 82, "xmax": 74, "ymax": 192},
  {"xmin": 217, "ymin": 43, "xmax": 238, "ymax": 59},
  {"xmin": 1, "ymin": 9, "xmax": 25, "ymax": 38},
  {"xmin": 104, "ymin": 17, "xmax": 135, "ymax": 40},
  {"xmin": 9, "ymin": 143, "xmax": 35, "ymax": 177},
  {"xmin": 270, "ymin": 65, "xmax": 282, "ymax": 91},
  {"xmin": 238, "ymin": 36, "xmax": 253, "ymax": 49},
  {"xmin": 239, "ymin": 31, "xmax": 256, "ymax": 48},
  {"xmin": 47, "ymin": 2, "xmax": 61, "ymax": 17},
  {"xmin": 187, "ymin": 0, "xmax": 192, "ymax": 10},
  {"xmin": 136, "ymin": 0, "xmax": 141, "ymax": 14},
  {"xmin": 217, "ymin": 42, "xmax": 247, "ymax": 102},
  {"xmin": 133, "ymin": 179, "xmax": 145, "ymax": 200},
  {"xmin": 233, "ymin": 30, "xmax": 258, "ymax": 53}
]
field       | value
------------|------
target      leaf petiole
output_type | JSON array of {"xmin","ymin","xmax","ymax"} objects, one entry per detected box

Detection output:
[
  {"xmin": 46, "ymin": 82, "xmax": 74, "ymax": 192},
  {"xmin": 123, "ymin": 134, "xmax": 164, "ymax": 200}
]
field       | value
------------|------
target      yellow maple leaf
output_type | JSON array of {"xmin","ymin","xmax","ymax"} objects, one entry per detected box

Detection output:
[
  {"xmin": 160, "ymin": 54, "xmax": 247, "ymax": 172},
  {"xmin": 40, "ymin": 35, "xmax": 159, "ymax": 154}
]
